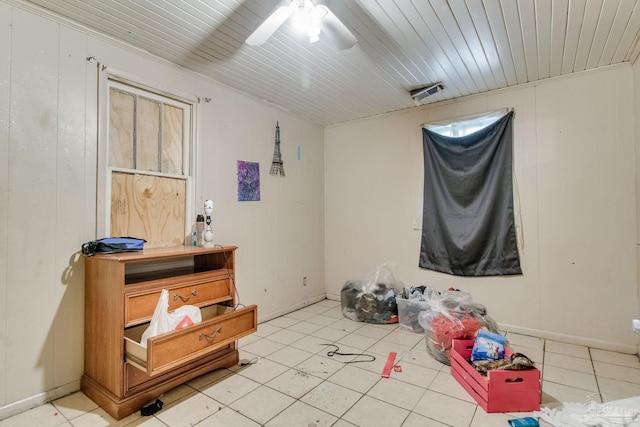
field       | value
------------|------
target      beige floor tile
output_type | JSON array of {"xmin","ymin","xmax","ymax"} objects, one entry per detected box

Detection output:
[
  {"xmin": 154, "ymin": 392, "xmax": 221, "ymax": 426},
  {"xmin": 400, "ymin": 412, "xmax": 449, "ymax": 426},
  {"xmin": 121, "ymin": 416, "xmax": 167, "ymax": 426},
  {"xmin": 353, "ymin": 324, "xmax": 394, "ymax": 340},
  {"xmin": 332, "ymin": 420, "xmax": 358, "ymax": 427},
  {"xmin": 590, "ymin": 348, "xmax": 640, "ymax": 368},
  {"xmin": 264, "ymin": 316, "xmax": 300, "ymax": 329},
  {"xmin": 323, "ymin": 307, "xmax": 347, "ymax": 319},
  {"xmin": 299, "ymin": 381, "xmax": 362, "ymax": 417},
  {"xmin": 307, "ymin": 315, "xmax": 340, "ymax": 326},
  {"xmin": 186, "ymin": 367, "xmax": 234, "ymax": 390},
  {"xmin": 265, "ymin": 345, "xmax": 314, "ymax": 367},
  {"xmin": 235, "ymin": 357, "xmax": 289, "ymax": 384},
  {"xmin": 253, "ymin": 323, "xmax": 282, "ymax": 337},
  {"xmin": 470, "ymin": 409, "xmax": 517, "ymax": 426},
  {"xmin": 316, "ymin": 343, "xmax": 370, "ymax": 363},
  {"xmin": 69, "ymin": 407, "xmax": 123, "ymax": 427},
  {"xmin": 310, "ymin": 325, "xmax": 351, "ymax": 341},
  {"xmin": 228, "ymin": 386, "xmax": 295, "ymax": 425},
  {"xmin": 329, "ymin": 318, "xmax": 366, "ymax": 333},
  {"xmin": 541, "ymin": 380, "xmax": 598, "ymax": 405},
  {"xmin": 0, "ymin": 404, "xmax": 66, "ymax": 427},
  {"xmin": 200, "ymin": 372, "xmax": 260, "ymax": 405},
  {"xmin": 380, "ymin": 330, "xmax": 424, "ymax": 348},
  {"xmin": 505, "ymin": 333, "xmax": 545, "ymax": 351},
  {"xmin": 342, "ymin": 349, "xmax": 388, "ymax": 376},
  {"xmin": 265, "ymin": 401, "xmax": 338, "ymax": 427},
  {"xmin": 389, "ymin": 360, "xmax": 439, "ymax": 388},
  {"xmin": 294, "ymin": 354, "xmax": 346, "ymax": 379},
  {"xmin": 597, "ymin": 376, "xmax": 640, "ymax": 400},
  {"xmin": 264, "ymin": 328, "xmax": 306, "ymax": 345},
  {"xmin": 314, "ymin": 299, "xmax": 340, "ymax": 308},
  {"xmin": 283, "ymin": 310, "xmax": 316, "ymax": 321},
  {"xmin": 285, "ymin": 320, "xmax": 323, "ymax": 335},
  {"xmin": 428, "ymin": 370, "xmax": 477, "ymax": 403},
  {"xmin": 240, "ymin": 337, "xmax": 286, "ymax": 357},
  {"xmin": 402, "ymin": 346, "xmax": 447, "ymax": 371},
  {"xmin": 156, "ymin": 384, "xmax": 198, "ymax": 406},
  {"xmin": 235, "ymin": 349, "xmax": 261, "ymax": 367},
  {"xmin": 543, "ymin": 351, "xmax": 594, "ymax": 374},
  {"xmin": 367, "ymin": 377, "xmax": 426, "ymax": 410},
  {"xmin": 265, "ymin": 368, "xmax": 324, "ymax": 398},
  {"xmin": 342, "ymin": 395, "xmax": 409, "ymax": 427},
  {"xmin": 545, "ymin": 340, "xmax": 590, "ymax": 359},
  {"xmin": 367, "ymin": 340, "xmax": 412, "ymax": 358},
  {"xmin": 336, "ymin": 331, "xmax": 379, "ymax": 350},
  {"xmin": 543, "ymin": 365, "xmax": 598, "ymax": 392},
  {"xmin": 237, "ymin": 333, "xmax": 261, "ymax": 347},
  {"xmin": 412, "ymin": 390, "xmax": 477, "ymax": 426},
  {"xmin": 290, "ymin": 334, "xmax": 338, "ymax": 353},
  {"xmin": 327, "ymin": 364, "xmax": 381, "ymax": 393},
  {"xmin": 300, "ymin": 304, "xmax": 333, "ymax": 314},
  {"xmin": 593, "ymin": 360, "xmax": 640, "ymax": 384},
  {"xmin": 195, "ymin": 407, "xmax": 261, "ymax": 426},
  {"xmin": 51, "ymin": 391, "xmax": 98, "ymax": 421}
]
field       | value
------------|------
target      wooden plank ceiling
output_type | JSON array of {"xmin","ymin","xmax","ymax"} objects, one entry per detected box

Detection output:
[{"xmin": 20, "ymin": 0, "xmax": 640, "ymax": 125}]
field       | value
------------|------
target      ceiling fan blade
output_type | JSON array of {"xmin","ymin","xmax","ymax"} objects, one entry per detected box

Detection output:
[
  {"xmin": 246, "ymin": 1, "xmax": 296, "ymax": 46},
  {"xmin": 318, "ymin": 5, "xmax": 357, "ymax": 50}
]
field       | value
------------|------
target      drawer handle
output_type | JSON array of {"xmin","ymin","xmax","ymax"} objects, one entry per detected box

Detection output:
[
  {"xmin": 174, "ymin": 290, "xmax": 197, "ymax": 302},
  {"xmin": 199, "ymin": 327, "xmax": 222, "ymax": 341}
]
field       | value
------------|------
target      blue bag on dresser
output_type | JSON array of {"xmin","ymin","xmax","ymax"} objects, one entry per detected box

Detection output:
[{"xmin": 81, "ymin": 237, "xmax": 146, "ymax": 256}]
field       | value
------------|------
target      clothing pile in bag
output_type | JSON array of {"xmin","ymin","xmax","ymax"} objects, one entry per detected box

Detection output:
[
  {"xmin": 415, "ymin": 286, "xmax": 503, "ymax": 365},
  {"xmin": 340, "ymin": 263, "xmax": 402, "ymax": 324}
]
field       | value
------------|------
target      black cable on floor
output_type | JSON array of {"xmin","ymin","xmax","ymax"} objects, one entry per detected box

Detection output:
[{"xmin": 320, "ymin": 344, "xmax": 376, "ymax": 363}]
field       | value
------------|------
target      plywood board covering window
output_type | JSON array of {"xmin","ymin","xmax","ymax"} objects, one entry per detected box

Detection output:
[
  {"xmin": 109, "ymin": 88, "xmax": 184, "ymax": 174},
  {"xmin": 105, "ymin": 78, "xmax": 193, "ymax": 248},
  {"xmin": 110, "ymin": 172, "xmax": 186, "ymax": 247}
]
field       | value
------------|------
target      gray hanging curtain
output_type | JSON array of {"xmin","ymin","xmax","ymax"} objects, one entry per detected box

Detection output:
[{"xmin": 419, "ymin": 111, "xmax": 521, "ymax": 276}]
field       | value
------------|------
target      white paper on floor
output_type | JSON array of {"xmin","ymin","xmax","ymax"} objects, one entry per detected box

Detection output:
[{"xmin": 534, "ymin": 395, "xmax": 640, "ymax": 427}]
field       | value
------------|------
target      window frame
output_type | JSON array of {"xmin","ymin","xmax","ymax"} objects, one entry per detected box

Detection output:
[{"xmin": 96, "ymin": 66, "xmax": 198, "ymax": 243}]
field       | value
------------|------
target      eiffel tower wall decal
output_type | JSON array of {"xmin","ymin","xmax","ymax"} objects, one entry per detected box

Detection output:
[{"xmin": 269, "ymin": 121, "xmax": 285, "ymax": 177}]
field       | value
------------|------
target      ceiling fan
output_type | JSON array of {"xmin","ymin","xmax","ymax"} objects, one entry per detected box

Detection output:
[{"xmin": 245, "ymin": 0, "xmax": 357, "ymax": 50}]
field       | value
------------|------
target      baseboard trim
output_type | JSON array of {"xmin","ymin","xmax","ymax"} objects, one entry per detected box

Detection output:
[
  {"xmin": 257, "ymin": 294, "xmax": 327, "ymax": 323},
  {"xmin": 500, "ymin": 323, "xmax": 639, "ymax": 354},
  {"xmin": 0, "ymin": 381, "xmax": 80, "ymax": 421}
]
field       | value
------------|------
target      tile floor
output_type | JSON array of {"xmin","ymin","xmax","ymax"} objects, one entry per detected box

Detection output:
[{"xmin": 1, "ymin": 299, "xmax": 639, "ymax": 427}]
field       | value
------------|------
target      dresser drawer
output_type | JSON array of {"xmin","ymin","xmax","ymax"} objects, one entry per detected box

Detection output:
[
  {"xmin": 124, "ymin": 276, "xmax": 232, "ymax": 327},
  {"xmin": 124, "ymin": 304, "xmax": 257, "ymax": 377}
]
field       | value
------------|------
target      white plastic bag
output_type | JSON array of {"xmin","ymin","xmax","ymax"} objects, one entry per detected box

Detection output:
[{"xmin": 140, "ymin": 289, "xmax": 202, "ymax": 347}]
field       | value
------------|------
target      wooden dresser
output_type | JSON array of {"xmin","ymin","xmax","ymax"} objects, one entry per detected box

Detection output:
[{"xmin": 81, "ymin": 245, "xmax": 257, "ymax": 420}]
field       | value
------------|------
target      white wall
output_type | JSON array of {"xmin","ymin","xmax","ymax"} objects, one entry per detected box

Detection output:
[
  {"xmin": 634, "ymin": 51, "xmax": 640, "ymax": 357},
  {"xmin": 325, "ymin": 64, "xmax": 639, "ymax": 353},
  {"xmin": 0, "ymin": 1, "xmax": 325, "ymax": 418}
]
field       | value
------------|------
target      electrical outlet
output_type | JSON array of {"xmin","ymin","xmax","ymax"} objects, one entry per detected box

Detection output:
[
  {"xmin": 633, "ymin": 319, "xmax": 640, "ymax": 334},
  {"xmin": 303, "ymin": 276, "xmax": 307, "ymax": 286}
]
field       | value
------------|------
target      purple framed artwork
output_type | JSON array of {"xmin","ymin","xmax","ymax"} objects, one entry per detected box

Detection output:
[{"xmin": 237, "ymin": 161, "xmax": 260, "ymax": 201}]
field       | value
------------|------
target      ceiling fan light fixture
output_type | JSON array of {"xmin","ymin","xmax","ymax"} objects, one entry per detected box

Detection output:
[
  {"xmin": 292, "ymin": 6, "xmax": 311, "ymax": 32},
  {"xmin": 246, "ymin": 0, "xmax": 356, "ymax": 50}
]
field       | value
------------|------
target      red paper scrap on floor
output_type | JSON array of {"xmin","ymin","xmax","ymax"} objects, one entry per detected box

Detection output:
[{"xmin": 381, "ymin": 352, "xmax": 397, "ymax": 378}]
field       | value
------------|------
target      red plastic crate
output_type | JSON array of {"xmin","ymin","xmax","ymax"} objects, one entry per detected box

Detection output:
[{"xmin": 450, "ymin": 339, "xmax": 541, "ymax": 413}]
